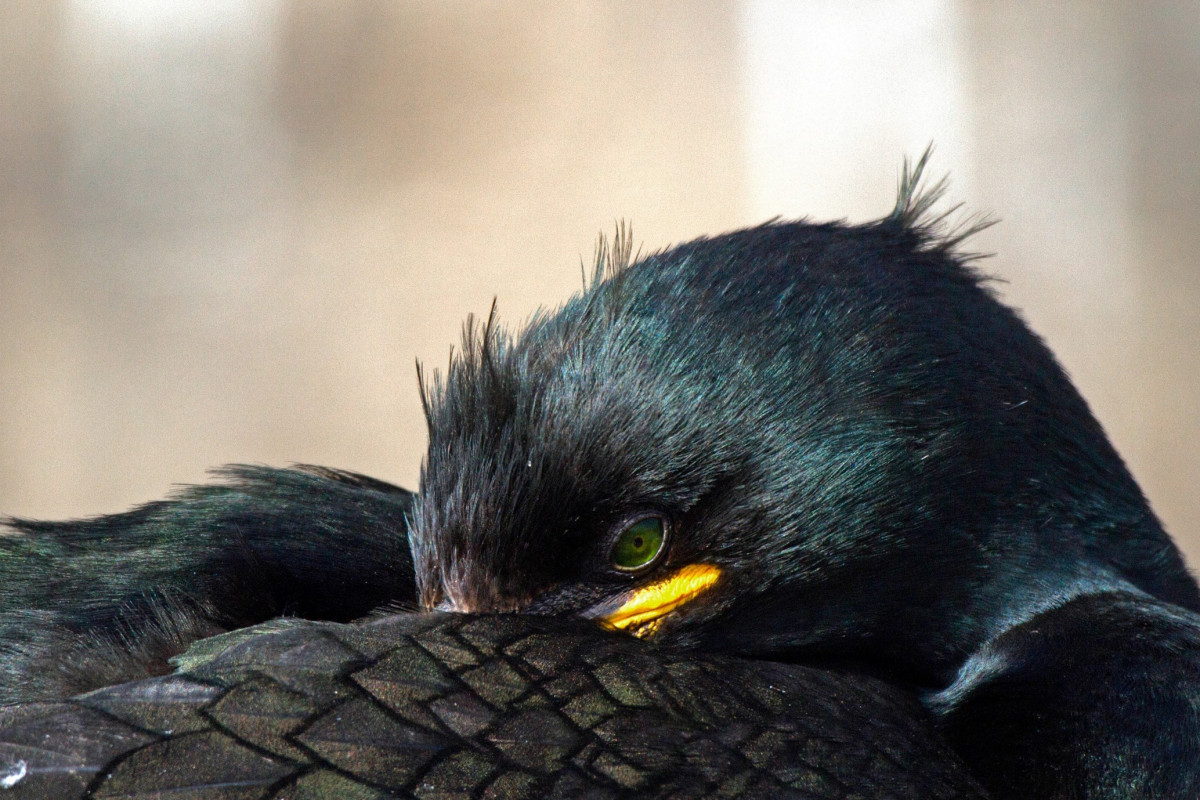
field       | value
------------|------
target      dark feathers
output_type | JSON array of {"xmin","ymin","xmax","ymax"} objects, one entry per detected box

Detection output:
[
  {"xmin": 0, "ymin": 465, "xmax": 415, "ymax": 702},
  {"xmin": 413, "ymin": 171, "xmax": 1197, "ymax": 679},
  {"xmin": 0, "ymin": 613, "xmax": 986, "ymax": 799},
  {"xmin": 932, "ymin": 591, "xmax": 1200, "ymax": 798},
  {"xmin": 2, "ymin": 156, "xmax": 1198, "ymax": 798}
]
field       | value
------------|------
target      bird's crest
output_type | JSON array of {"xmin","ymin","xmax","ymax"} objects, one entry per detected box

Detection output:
[
  {"xmin": 886, "ymin": 145, "xmax": 996, "ymax": 262},
  {"xmin": 584, "ymin": 220, "xmax": 638, "ymax": 288}
]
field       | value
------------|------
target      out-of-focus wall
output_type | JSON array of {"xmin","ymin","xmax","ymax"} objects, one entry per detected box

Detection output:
[{"xmin": 1, "ymin": 1, "xmax": 1197, "ymax": 565}]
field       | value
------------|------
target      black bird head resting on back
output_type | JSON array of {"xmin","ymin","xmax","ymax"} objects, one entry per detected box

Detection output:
[{"xmin": 410, "ymin": 157, "xmax": 1199, "ymax": 689}]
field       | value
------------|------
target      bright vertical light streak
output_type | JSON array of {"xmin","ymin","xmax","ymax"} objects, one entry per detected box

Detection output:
[
  {"xmin": 738, "ymin": 0, "xmax": 970, "ymax": 222},
  {"xmin": 65, "ymin": 0, "xmax": 267, "ymax": 38}
]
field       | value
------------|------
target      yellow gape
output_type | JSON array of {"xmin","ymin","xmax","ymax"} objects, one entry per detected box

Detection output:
[{"xmin": 602, "ymin": 564, "xmax": 722, "ymax": 637}]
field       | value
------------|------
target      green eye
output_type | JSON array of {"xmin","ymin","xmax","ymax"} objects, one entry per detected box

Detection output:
[{"xmin": 611, "ymin": 516, "xmax": 667, "ymax": 571}]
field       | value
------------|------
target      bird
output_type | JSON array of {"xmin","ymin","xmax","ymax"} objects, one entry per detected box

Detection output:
[
  {"xmin": 1, "ymin": 152, "xmax": 1197, "ymax": 798},
  {"xmin": 0, "ymin": 599, "xmax": 985, "ymax": 798}
]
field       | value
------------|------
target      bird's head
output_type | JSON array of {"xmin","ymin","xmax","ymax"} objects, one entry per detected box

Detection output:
[{"xmin": 409, "ymin": 164, "xmax": 1196, "ymax": 686}]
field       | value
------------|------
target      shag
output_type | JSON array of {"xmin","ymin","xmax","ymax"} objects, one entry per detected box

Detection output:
[{"xmin": 1, "ymin": 155, "xmax": 1197, "ymax": 799}]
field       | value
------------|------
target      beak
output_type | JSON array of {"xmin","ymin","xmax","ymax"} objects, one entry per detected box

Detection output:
[{"xmin": 582, "ymin": 563, "xmax": 722, "ymax": 638}]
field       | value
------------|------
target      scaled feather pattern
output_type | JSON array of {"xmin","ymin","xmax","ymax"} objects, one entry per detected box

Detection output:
[{"xmin": 1, "ymin": 153, "xmax": 1197, "ymax": 799}]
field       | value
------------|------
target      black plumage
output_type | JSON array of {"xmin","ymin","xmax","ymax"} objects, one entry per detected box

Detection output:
[
  {"xmin": 0, "ymin": 612, "xmax": 985, "ymax": 798},
  {"xmin": 1, "ymin": 156, "xmax": 1197, "ymax": 798},
  {"xmin": 0, "ymin": 466, "xmax": 415, "ymax": 703}
]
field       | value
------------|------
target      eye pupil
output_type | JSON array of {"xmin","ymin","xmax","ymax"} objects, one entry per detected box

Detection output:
[{"xmin": 611, "ymin": 516, "xmax": 666, "ymax": 571}]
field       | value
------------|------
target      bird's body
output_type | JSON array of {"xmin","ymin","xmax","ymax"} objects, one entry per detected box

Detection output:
[
  {"xmin": 0, "ymin": 611, "xmax": 985, "ymax": 799},
  {"xmin": 2, "ymin": 157, "xmax": 1197, "ymax": 798}
]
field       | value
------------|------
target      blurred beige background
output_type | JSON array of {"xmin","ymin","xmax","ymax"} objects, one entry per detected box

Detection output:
[{"xmin": 1, "ymin": 2, "xmax": 1197, "ymax": 566}]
